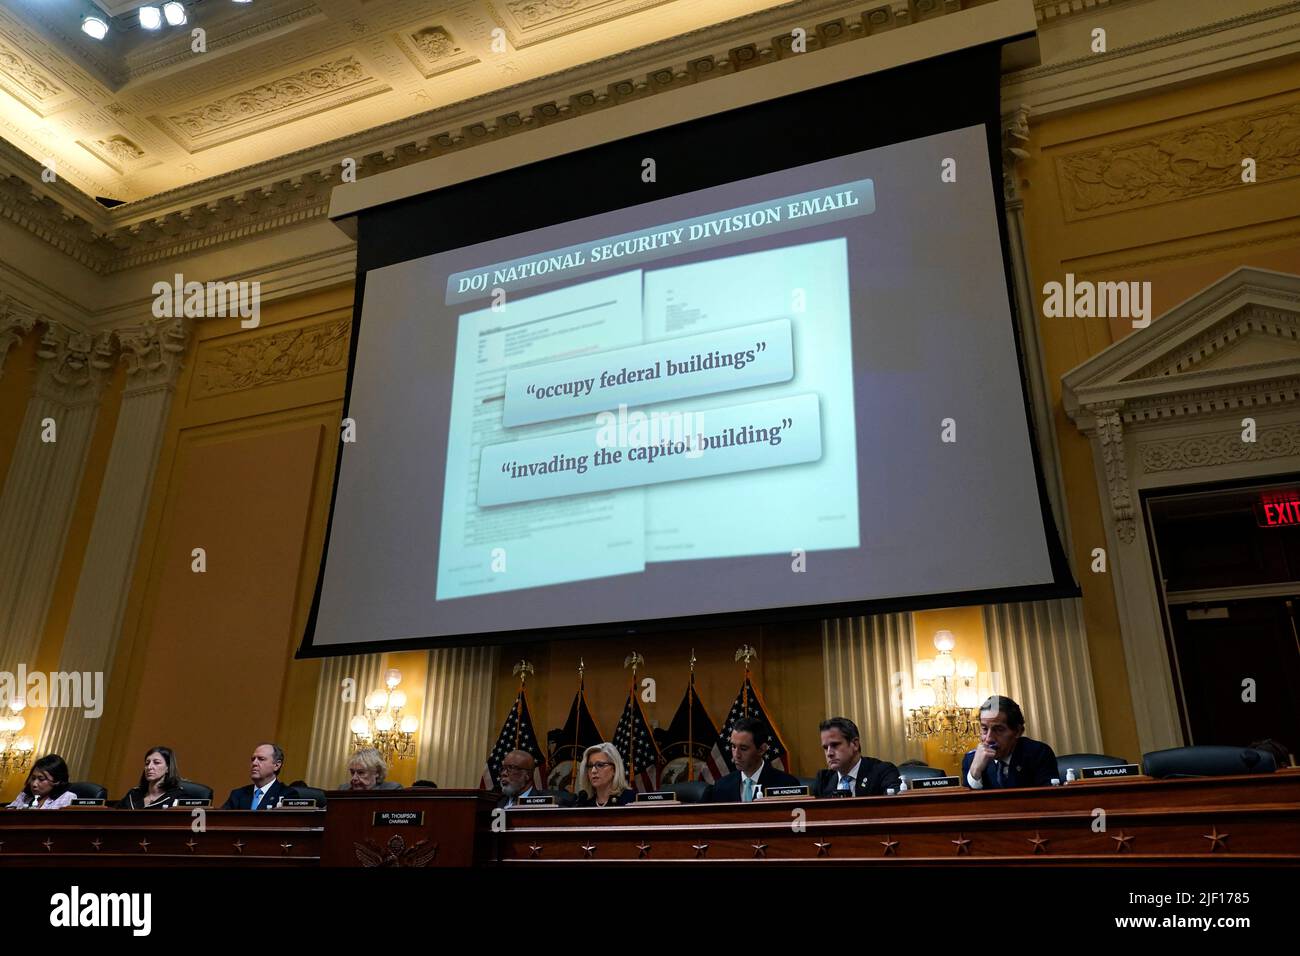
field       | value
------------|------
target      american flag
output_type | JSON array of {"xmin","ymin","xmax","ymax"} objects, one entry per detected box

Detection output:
[
  {"xmin": 480, "ymin": 687, "xmax": 545, "ymax": 791},
  {"xmin": 612, "ymin": 689, "xmax": 663, "ymax": 792},
  {"xmin": 711, "ymin": 675, "xmax": 791, "ymax": 774}
]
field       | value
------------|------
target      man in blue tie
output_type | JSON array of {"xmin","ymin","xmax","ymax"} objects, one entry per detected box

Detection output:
[
  {"xmin": 962, "ymin": 696, "xmax": 1058, "ymax": 789},
  {"xmin": 221, "ymin": 743, "xmax": 298, "ymax": 810},
  {"xmin": 812, "ymin": 717, "xmax": 901, "ymax": 797},
  {"xmin": 708, "ymin": 717, "xmax": 800, "ymax": 802}
]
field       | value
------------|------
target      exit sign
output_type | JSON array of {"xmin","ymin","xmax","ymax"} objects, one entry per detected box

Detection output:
[{"xmin": 1255, "ymin": 494, "xmax": 1300, "ymax": 528}]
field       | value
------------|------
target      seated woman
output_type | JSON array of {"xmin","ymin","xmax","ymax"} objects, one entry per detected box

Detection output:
[
  {"xmin": 344, "ymin": 747, "xmax": 402, "ymax": 790},
  {"xmin": 6, "ymin": 754, "xmax": 75, "ymax": 809},
  {"xmin": 574, "ymin": 743, "xmax": 635, "ymax": 807},
  {"xmin": 117, "ymin": 746, "xmax": 187, "ymax": 809}
]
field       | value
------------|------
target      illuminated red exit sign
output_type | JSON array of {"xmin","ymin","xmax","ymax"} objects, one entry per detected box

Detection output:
[{"xmin": 1255, "ymin": 493, "xmax": 1300, "ymax": 528}]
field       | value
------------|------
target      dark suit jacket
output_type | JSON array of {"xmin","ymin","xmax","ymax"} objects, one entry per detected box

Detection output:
[
  {"xmin": 710, "ymin": 763, "xmax": 801, "ymax": 803},
  {"xmin": 961, "ymin": 736, "xmax": 1058, "ymax": 789},
  {"xmin": 116, "ymin": 786, "xmax": 187, "ymax": 809},
  {"xmin": 221, "ymin": 778, "xmax": 298, "ymax": 810},
  {"xmin": 575, "ymin": 787, "xmax": 636, "ymax": 807},
  {"xmin": 812, "ymin": 757, "xmax": 901, "ymax": 798}
]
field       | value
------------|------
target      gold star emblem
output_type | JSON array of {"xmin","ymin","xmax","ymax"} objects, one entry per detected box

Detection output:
[
  {"xmin": 232, "ymin": 839, "xmax": 246, "ymax": 854},
  {"xmin": 581, "ymin": 843, "xmax": 596, "ymax": 858},
  {"xmin": 752, "ymin": 843, "xmax": 768, "ymax": 858},
  {"xmin": 692, "ymin": 843, "xmax": 709, "ymax": 857},
  {"xmin": 528, "ymin": 844, "xmax": 542, "ymax": 858},
  {"xmin": 636, "ymin": 842, "xmax": 651, "ymax": 858},
  {"xmin": 281, "ymin": 842, "xmax": 294, "ymax": 855},
  {"xmin": 1111, "ymin": 831, "xmax": 1133, "ymax": 852},
  {"xmin": 1028, "ymin": 832, "xmax": 1049, "ymax": 854},
  {"xmin": 43, "ymin": 838, "xmax": 54, "ymax": 852},
  {"xmin": 814, "ymin": 841, "xmax": 831, "ymax": 856},
  {"xmin": 1202, "ymin": 827, "xmax": 1229, "ymax": 852},
  {"xmin": 952, "ymin": 833, "xmax": 971, "ymax": 855},
  {"xmin": 90, "ymin": 838, "xmax": 103, "ymax": 852},
  {"xmin": 138, "ymin": 838, "xmax": 149, "ymax": 852},
  {"xmin": 186, "ymin": 839, "xmax": 198, "ymax": 852},
  {"xmin": 880, "ymin": 836, "xmax": 899, "ymax": 856}
]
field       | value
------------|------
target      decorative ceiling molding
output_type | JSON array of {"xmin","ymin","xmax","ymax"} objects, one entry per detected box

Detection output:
[
  {"xmin": 0, "ymin": 0, "xmax": 999, "ymax": 274},
  {"xmin": 1034, "ymin": 0, "xmax": 1121, "ymax": 21},
  {"xmin": 489, "ymin": 0, "xmax": 680, "ymax": 48}
]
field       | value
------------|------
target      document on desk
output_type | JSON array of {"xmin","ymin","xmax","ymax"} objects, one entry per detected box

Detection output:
[
  {"xmin": 640, "ymin": 239, "xmax": 860, "ymax": 561},
  {"xmin": 436, "ymin": 270, "xmax": 647, "ymax": 600}
]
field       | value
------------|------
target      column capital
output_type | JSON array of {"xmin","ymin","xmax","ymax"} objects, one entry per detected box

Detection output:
[
  {"xmin": 33, "ymin": 321, "xmax": 115, "ymax": 407},
  {"xmin": 1001, "ymin": 104, "xmax": 1032, "ymax": 206},
  {"xmin": 116, "ymin": 316, "xmax": 190, "ymax": 396},
  {"xmin": 0, "ymin": 292, "xmax": 43, "ymax": 380}
]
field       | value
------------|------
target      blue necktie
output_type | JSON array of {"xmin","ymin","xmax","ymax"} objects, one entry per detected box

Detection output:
[
  {"xmin": 251, "ymin": 787, "xmax": 263, "ymax": 810},
  {"xmin": 838, "ymin": 775, "xmax": 853, "ymax": 793},
  {"xmin": 743, "ymin": 776, "xmax": 754, "ymax": 802}
]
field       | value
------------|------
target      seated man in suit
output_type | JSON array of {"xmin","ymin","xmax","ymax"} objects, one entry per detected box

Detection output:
[
  {"xmin": 962, "ymin": 695, "xmax": 1058, "ymax": 789},
  {"xmin": 496, "ymin": 750, "xmax": 541, "ymax": 809},
  {"xmin": 221, "ymin": 742, "xmax": 298, "ymax": 810},
  {"xmin": 812, "ymin": 717, "xmax": 901, "ymax": 797},
  {"xmin": 711, "ymin": 717, "xmax": 800, "ymax": 802}
]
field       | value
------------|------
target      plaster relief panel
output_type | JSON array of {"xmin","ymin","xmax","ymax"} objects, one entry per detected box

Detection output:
[
  {"xmin": 149, "ymin": 55, "xmax": 390, "ymax": 152},
  {"xmin": 192, "ymin": 317, "xmax": 351, "ymax": 399},
  {"xmin": 486, "ymin": 0, "xmax": 678, "ymax": 48},
  {"xmin": 1056, "ymin": 101, "xmax": 1300, "ymax": 221},
  {"xmin": 394, "ymin": 25, "xmax": 479, "ymax": 79},
  {"xmin": 76, "ymin": 134, "xmax": 159, "ymax": 176}
]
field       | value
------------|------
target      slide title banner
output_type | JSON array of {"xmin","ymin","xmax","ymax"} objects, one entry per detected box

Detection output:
[{"xmin": 445, "ymin": 179, "xmax": 875, "ymax": 305}]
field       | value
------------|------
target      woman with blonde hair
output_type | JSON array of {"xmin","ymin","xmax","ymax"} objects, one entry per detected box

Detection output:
[{"xmin": 575, "ymin": 742, "xmax": 635, "ymax": 807}]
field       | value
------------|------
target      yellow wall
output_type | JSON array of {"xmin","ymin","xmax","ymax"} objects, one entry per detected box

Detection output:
[
  {"xmin": 912, "ymin": 607, "xmax": 989, "ymax": 775},
  {"xmin": 1019, "ymin": 56, "xmax": 1300, "ymax": 760},
  {"xmin": 90, "ymin": 286, "xmax": 352, "ymax": 796},
  {"xmin": 0, "ymin": 330, "xmax": 40, "ymax": 490}
]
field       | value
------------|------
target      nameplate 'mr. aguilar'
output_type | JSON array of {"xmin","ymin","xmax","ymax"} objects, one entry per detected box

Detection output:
[
  {"xmin": 373, "ymin": 810, "xmax": 424, "ymax": 826},
  {"xmin": 911, "ymin": 776, "xmax": 961, "ymax": 789},
  {"xmin": 1080, "ymin": 764, "xmax": 1140, "ymax": 779}
]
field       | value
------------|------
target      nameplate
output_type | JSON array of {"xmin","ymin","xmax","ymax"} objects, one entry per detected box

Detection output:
[
  {"xmin": 515, "ymin": 795, "xmax": 555, "ymax": 807},
  {"xmin": 911, "ymin": 776, "xmax": 961, "ymax": 789},
  {"xmin": 1080, "ymin": 764, "xmax": 1140, "ymax": 779},
  {"xmin": 763, "ymin": 785, "xmax": 810, "ymax": 798},
  {"xmin": 175, "ymin": 798, "xmax": 210, "ymax": 808},
  {"xmin": 276, "ymin": 798, "xmax": 318, "ymax": 808},
  {"xmin": 829, "ymin": 789, "xmax": 856, "ymax": 798},
  {"xmin": 373, "ymin": 810, "xmax": 424, "ymax": 826},
  {"xmin": 635, "ymin": 791, "xmax": 678, "ymax": 803},
  {"xmin": 70, "ymin": 798, "xmax": 105, "ymax": 807}
]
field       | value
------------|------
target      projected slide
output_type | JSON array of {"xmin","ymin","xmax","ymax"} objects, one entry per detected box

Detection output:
[
  {"xmin": 437, "ymin": 239, "xmax": 858, "ymax": 599},
  {"xmin": 310, "ymin": 122, "xmax": 1063, "ymax": 646}
]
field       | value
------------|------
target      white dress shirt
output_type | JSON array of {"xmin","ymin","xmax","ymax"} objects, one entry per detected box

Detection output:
[{"xmin": 837, "ymin": 759, "xmax": 863, "ymax": 792}]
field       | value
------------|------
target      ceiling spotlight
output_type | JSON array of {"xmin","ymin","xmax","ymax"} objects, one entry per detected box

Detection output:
[
  {"xmin": 162, "ymin": 2, "xmax": 187, "ymax": 26},
  {"xmin": 81, "ymin": 16, "xmax": 109, "ymax": 39},
  {"xmin": 139, "ymin": 6, "xmax": 162, "ymax": 29}
]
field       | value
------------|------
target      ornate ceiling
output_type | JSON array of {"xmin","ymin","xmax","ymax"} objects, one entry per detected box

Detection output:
[{"xmin": 0, "ymin": 0, "xmax": 798, "ymax": 204}]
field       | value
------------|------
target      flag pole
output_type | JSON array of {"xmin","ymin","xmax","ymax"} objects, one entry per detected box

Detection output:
[
  {"xmin": 736, "ymin": 644, "xmax": 756, "ymax": 716},
  {"xmin": 687, "ymin": 649, "xmax": 697, "ymax": 783},
  {"xmin": 624, "ymin": 651, "xmax": 643, "ymax": 787},
  {"xmin": 572, "ymin": 658, "xmax": 584, "ymax": 794},
  {"xmin": 511, "ymin": 660, "xmax": 533, "ymax": 750}
]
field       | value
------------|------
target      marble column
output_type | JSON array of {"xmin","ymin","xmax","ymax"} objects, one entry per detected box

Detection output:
[
  {"xmin": 0, "ymin": 321, "xmax": 114, "ymax": 687},
  {"xmin": 37, "ymin": 318, "xmax": 189, "ymax": 777}
]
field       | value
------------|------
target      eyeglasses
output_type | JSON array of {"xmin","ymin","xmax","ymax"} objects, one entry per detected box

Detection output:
[{"xmin": 587, "ymin": 761, "xmax": 614, "ymax": 771}]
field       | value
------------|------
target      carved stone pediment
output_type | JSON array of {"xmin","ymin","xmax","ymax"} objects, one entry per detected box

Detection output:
[{"xmin": 1063, "ymin": 267, "xmax": 1300, "ymax": 431}]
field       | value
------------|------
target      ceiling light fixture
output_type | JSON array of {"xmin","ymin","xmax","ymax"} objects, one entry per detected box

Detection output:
[
  {"xmin": 81, "ymin": 15, "xmax": 109, "ymax": 39},
  {"xmin": 139, "ymin": 6, "xmax": 162, "ymax": 29},
  {"xmin": 162, "ymin": 2, "xmax": 187, "ymax": 26}
]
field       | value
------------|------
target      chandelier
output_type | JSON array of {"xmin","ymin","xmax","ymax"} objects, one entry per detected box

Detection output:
[
  {"xmin": 0, "ymin": 698, "xmax": 34, "ymax": 780},
  {"xmin": 904, "ymin": 630, "xmax": 982, "ymax": 754},
  {"xmin": 350, "ymin": 669, "xmax": 419, "ymax": 762}
]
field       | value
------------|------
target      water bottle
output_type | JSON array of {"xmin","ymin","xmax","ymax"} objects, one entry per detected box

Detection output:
[
  {"xmin": 1065, "ymin": 767, "xmax": 1076, "ymax": 784},
  {"xmin": 898, "ymin": 777, "xmax": 908, "ymax": 792}
]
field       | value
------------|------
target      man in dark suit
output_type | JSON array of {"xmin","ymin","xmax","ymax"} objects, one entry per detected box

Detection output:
[
  {"xmin": 221, "ymin": 742, "xmax": 298, "ymax": 809},
  {"xmin": 710, "ymin": 717, "xmax": 800, "ymax": 802},
  {"xmin": 496, "ymin": 750, "xmax": 540, "ymax": 809},
  {"xmin": 812, "ymin": 717, "xmax": 901, "ymax": 797},
  {"xmin": 961, "ymin": 696, "xmax": 1058, "ymax": 789}
]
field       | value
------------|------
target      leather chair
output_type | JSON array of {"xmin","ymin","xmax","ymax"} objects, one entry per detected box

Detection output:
[
  {"xmin": 798, "ymin": 777, "xmax": 818, "ymax": 790},
  {"xmin": 898, "ymin": 764, "xmax": 947, "ymax": 783},
  {"xmin": 663, "ymin": 780, "xmax": 713, "ymax": 803},
  {"xmin": 1056, "ymin": 753, "xmax": 1128, "ymax": 780},
  {"xmin": 67, "ymin": 781, "xmax": 108, "ymax": 800},
  {"xmin": 288, "ymin": 785, "xmax": 327, "ymax": 806},
  {"xmin": 179, "ymin": 779, "xmax": 214, "ymax": 801},
  {"xmin": 1143, "ymin": 746, "xmax": 1277, "ymax": 779}
]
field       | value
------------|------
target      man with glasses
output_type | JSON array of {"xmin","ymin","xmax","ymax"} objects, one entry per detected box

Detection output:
[
  {"xmin": 962, "ymin": 696, "xmax": 1058, "ymax": 789},
  {"xmin": 496, "ymin": 750, "xmax": 539, "ymax": 809}
]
